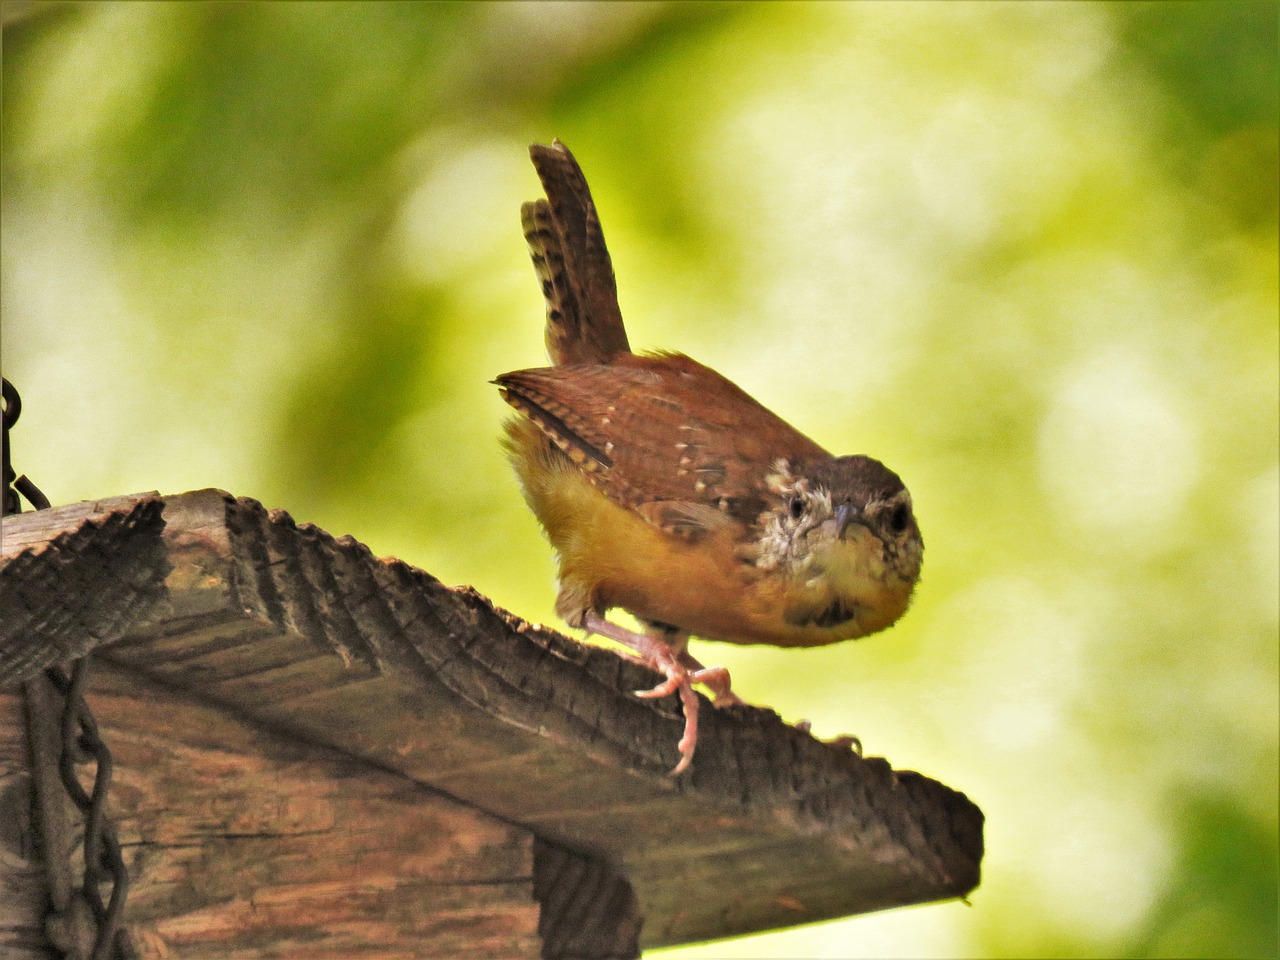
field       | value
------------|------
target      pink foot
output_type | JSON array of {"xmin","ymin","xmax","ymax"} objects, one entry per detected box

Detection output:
[{"xmin": 583, "ymin": 612, "xmax": 742, "ymax": 775}]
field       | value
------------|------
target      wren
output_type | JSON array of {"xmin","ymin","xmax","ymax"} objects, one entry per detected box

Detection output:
[{"xmin": 496, "ymin": 141, "xmax": 923, "ymax": 774}]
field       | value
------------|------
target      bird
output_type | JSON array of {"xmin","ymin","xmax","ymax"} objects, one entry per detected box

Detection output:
[{"xmin": 495, "ymin": 140, "xmax": 923, "ymax": 774}]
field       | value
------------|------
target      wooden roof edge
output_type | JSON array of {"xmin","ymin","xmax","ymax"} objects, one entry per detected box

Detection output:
[
  {"xmin": 1, "ymin": 488, "xmax": 984, "ymax": 947},
  {"xmin": 0, "ymin": 493, "xmax": 169, "ymax": 684}
]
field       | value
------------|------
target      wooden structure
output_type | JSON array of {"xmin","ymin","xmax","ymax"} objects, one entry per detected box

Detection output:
[{"xmin": 0, "ymin": 489, "xmax": 983, "ymax": 958}]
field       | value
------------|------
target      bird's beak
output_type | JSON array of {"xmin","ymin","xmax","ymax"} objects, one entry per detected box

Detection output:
[{"xmin": 834, "ymin": 503, "xmax": 866, "ymax": 540}]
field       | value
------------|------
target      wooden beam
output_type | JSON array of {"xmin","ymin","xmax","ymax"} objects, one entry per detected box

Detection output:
[
  {"xmin": 1, "ymin": 664, "xmax": 546, "ymax": 959},
  {"xmin": 1, "ymin": 489, "xmax": 983, "ymax": 950},
  {"xmin": 1, "ymin": 661, "xmax": 642, "ymax": 958},
  {"xmin": 0, "ymin": 494, "xmax": 168, "ymax": 685}
]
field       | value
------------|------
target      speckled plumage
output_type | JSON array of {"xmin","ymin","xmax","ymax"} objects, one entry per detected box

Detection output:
[{"xmin": 495, "ymin": 140, "xmax": 923, "ymax": 772}]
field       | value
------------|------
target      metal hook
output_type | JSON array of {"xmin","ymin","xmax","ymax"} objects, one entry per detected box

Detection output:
[{"xmin": 2, "ymin": 377, "xmax": 50, "ymax": 514}]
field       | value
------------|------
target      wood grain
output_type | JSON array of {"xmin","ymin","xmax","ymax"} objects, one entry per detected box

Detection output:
[
  {"xmin": 1, "ymin": 489, "xmax": 982, "ymax": 951},
  {"xmin": 1, "ymin": 663, "xmax": 544, "ymax": 959},
  {"xmin": 0, "ymin": 495, "xmax": 168, "ymax": 685}
]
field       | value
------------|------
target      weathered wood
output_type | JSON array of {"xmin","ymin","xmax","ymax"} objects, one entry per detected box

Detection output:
[
  {"xmin": 8, "ymin": 656, "xmax": 542, "ymax": 958},
  {"xmin": 1, "ymin": 662, "xmax": 642, "ymax": 959},
  {"xmin": 535, "ymin": 838, "xmax": 641, "ymax": 960},
  {"xmin": 1, "ymin": 489, "xmax": 983, "ymax": 950},
  {"xmin": 0, "ymin": 495, "xmax": 169, "ymax": 685},
  {"xmin": 21, "ymin": 672, "xmax": 103, "ymax": 959},
  {"xmin": 0, "ymin": 685, "xmax": 49, "ymax": 960}
]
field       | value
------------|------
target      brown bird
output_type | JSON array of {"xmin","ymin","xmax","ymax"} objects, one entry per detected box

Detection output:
[{"xmin": 496, "ymin": 140, "xmax": 923, "ymax": 774}]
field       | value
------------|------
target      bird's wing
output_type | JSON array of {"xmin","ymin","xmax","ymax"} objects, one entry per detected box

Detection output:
[{"xmin": 495, "ymin": 351, "xmax": 830, "ymax": 538}]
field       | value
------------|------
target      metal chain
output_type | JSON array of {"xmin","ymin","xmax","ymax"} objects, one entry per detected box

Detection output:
[
  {"xmin": 5, "ymin": 377, "xmax": 135, "ymax": 960},
  {"xmin": 44, "ymin": 663, "xmax": 136, "ymax": 960}
]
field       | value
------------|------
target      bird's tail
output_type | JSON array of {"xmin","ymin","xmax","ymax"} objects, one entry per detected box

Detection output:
[{"xmin": 523, "ymin": 140, "xmax": 631, "ymax": 366}]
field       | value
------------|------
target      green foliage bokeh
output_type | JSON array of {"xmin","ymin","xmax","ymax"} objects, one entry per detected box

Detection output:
[{"xmin": 3, "ymin": 3, "xmax": 1276, "ymax": 957}]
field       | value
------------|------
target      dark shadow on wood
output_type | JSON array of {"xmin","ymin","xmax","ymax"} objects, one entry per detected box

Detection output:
[{"xmin": 535, "ymin": 839, "xmax": 641, "ymax": 960}]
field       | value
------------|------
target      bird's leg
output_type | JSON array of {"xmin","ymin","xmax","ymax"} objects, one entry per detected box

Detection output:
[
  {"xmin": 582, "ymin": 612, "xmax": 701, "ymax": 775},
  {"xmin": 585, "ymin": 615, "xmax": 744, "ymax": 706}
]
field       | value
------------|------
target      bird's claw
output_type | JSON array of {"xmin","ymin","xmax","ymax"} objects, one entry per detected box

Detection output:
[
  {"xmin": 632, "ymin": 655, "xmax": 700, "ymax": 775},
  {"xmin": 795, "ymin": 719, "xmax": 862, "ymax": 756},
  {"xmin": 689, "ymin": 665, "xmax": 744, "ymax": 707},
  {"xmin": 582, "ymin": 611, "xmax": 742, "ymax": 775},
  {"xmin": 671, "ymin": 679, "xmax": 699, "ymax": 775},
  {"xmin": 634, "ymin": 674, "xmax": 683, "ymax": 699}
]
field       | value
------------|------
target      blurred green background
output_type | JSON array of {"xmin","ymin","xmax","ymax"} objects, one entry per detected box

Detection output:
[{"xmin": 2, "ymin": 2, "xmax": 1276, "ymax": 957}]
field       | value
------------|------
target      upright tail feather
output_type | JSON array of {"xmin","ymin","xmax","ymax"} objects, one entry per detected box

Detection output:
[{"xmin": 525, "ymin": 140, "xmax": 631, "ymax": 366}]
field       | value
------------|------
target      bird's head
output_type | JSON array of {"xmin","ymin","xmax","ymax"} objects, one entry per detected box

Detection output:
[{"xmin": 755, "ymin": 454, "xmax": 923, "ymax": 636}]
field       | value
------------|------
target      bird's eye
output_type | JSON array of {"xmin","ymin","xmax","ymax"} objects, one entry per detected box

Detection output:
[
  {"xmin": 788, "ymin": 495, "xmax": 805, "ymax": 520},
  {"xmin": 889, "ymin": 502, "xmax": 911, "ymax": 533}
]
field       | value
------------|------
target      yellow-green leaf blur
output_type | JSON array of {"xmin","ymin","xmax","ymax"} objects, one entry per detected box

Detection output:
[{"xmin": 3, "ymin": 3, "xmax": 1275, "ymax": 957}]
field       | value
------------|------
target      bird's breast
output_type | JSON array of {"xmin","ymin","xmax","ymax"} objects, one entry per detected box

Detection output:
[{"xmin": 507, "ymin": 420, "xmax": 909, "ymax": 647}]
